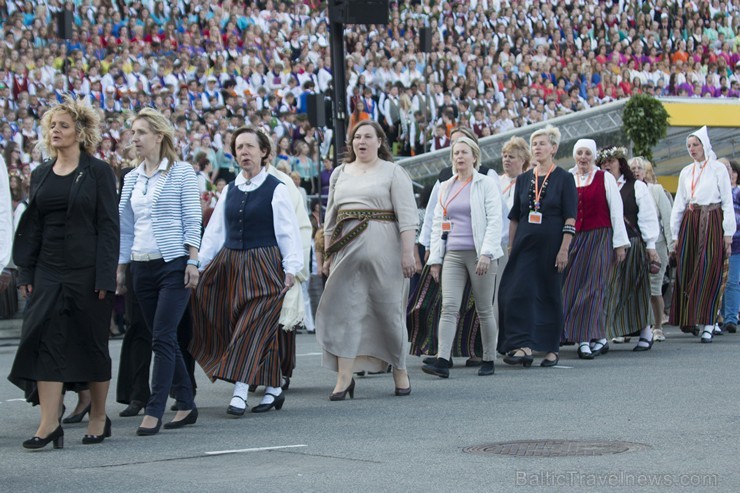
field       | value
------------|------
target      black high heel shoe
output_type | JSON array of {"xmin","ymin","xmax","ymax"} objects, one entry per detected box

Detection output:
[
  {"xmin": 136, "ymin": 418, "xmax": 162, "ymax": 436},
  {"xmin": 503, "ymin": 350, "xmax": 533, "ymax": 367},
  {"xmin": 252, "ymin": 392, "xmax": 285, "ymax": 413},
  {"xmin": 62, "ymin": 404, "xmax": 91, "ymax": 424},
  {"xmin": 329, "ymin": 379, "xmax": 355, "ymax": 401},
  {"xmin": 23, "ymin": 425, "xmax": 64, "ymax": 450},
  {"xmin": 163, "ymin": 408, "xmax": 199, "ymax": 429},
  {"xmin": 540, "ymin": 354, "xmax": 560, "ymax": 367},
  {"xmin": 82, "ymin": 416, "xmax": 112, "ymax": 444}
]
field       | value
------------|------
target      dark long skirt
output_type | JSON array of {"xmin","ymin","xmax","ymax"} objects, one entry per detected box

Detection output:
[
  {"xmin": 605, "ymin": 236, "xmax": 652, "ymax": 338},
  {"xmin": 190, "ymin": 247, "xmax": 286, "ymax": 387},
  {"xmin": 8, "ymin": 265, "xmax": 113, "ymax": 400},
  {"xmin": 406, "ymin": 264, "xmax": 482, "ymax": 358},
  {"xmin": 670, "ymin": 205, "xmax": 726, "ymax": 326}
]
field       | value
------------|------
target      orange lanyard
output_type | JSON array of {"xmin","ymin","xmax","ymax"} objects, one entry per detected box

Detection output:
[
  {"xmin": 533, "ymin": 164, "xmax": 555, "ymax": 211},
  {"xmin": 440, "ymin": 176, "xmax": 473, "ymax": 217},
  {"xmin": 690, "ymin": 159, "xmax": 709, "ymax": 203},
  {"xmin": 502, "ymin": 177, "xmax": 516, "ymax": 196}
]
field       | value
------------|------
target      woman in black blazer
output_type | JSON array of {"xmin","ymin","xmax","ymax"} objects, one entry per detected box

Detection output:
[{"xmin": 8, "ymin": 97, "xmax": 119, "ymax": 449}]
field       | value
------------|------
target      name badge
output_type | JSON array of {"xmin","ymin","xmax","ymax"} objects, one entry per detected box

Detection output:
[
  {"xmin": 441, "ymin": 220, "xmax": 452, "ymax": 233},
  {"xmin": 528, "ymin": 211, "xmax": 543, "ymax": 224}
]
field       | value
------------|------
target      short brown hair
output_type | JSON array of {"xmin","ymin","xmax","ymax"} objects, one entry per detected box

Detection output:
[{"xmin": 231, "ymin": 126, "xmax": 272, "ymax": 167}]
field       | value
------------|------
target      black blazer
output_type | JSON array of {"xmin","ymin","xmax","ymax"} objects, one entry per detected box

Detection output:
[{"xmin": 13, "ymin": 152, "xmax": 120, "ymax": 292}]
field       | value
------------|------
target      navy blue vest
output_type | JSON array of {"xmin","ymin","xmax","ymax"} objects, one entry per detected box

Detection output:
[{"xmin": 223, "ymin": 174, "xmax": 280, "ymax": 250}]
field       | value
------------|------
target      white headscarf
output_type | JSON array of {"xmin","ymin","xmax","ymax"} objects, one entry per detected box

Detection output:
[
  {"xmin": 687, "ymin": 126, "xmax": 717, "ymax": 162},
  {"xmin": 572, "ymin": 139, "xmax": 597, "ymax": 160}
]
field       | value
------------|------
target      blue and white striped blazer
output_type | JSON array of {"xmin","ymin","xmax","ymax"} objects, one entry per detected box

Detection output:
[{"xmin": 119, "ymin": 160, "xmax": 202, "ymax": 263}]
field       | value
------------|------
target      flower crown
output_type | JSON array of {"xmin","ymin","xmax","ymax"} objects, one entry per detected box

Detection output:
[{"xmin": 597, "ymin": 146, "xmax": 628, "ymax": 165}]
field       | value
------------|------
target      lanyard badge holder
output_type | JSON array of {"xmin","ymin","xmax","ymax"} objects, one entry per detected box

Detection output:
[{"xmin": 529, "ymin": 165, "xmax": 554, "ymax": 225}]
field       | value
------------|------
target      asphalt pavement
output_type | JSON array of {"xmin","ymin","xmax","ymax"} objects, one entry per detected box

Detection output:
[{"xmin": 0, "ymin": 325, "xmax": 738, "ymax": 493}]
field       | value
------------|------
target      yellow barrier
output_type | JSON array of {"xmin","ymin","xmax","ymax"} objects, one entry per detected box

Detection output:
[
  {"xmin": 663, "ymin": 102, "xmax": 740, "ymax": 128},
  {"xmin": 657, "ymin": 175, "xmax": 679, "ymax": 194}
]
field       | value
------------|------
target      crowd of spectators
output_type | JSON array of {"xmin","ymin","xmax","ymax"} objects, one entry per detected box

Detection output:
[{"xmin": 1, "ymin": 0, "xmax": 739, "ymax": 202}]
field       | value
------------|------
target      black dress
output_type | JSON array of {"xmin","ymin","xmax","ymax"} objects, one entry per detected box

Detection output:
[
  {"xmin": 497, "ymin": 167, "xmax": 578, "ymax": 354},
  {"xmin": 9, "ymin": 167, "xmax": 115, "ymax": 398}
]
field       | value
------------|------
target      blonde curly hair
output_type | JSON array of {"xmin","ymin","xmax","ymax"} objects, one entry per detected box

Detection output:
[{"xmin": 39, "ymin": 96, "xmax": 102, "ymax": 158}]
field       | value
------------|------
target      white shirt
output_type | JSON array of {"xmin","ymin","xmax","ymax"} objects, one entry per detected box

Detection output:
[
  {"xmin": 670, "ymin": 159, "xmax": 736, "ymax": 240},
  {"xmin": 130, "ymin": 160, "xmax": 168, "ymax": 256},
  {"xmin": 616, "ymin": 175, "xmax": 660, "ymax": 249},
  {"xmin": 499, "ymin": 173, "xmax": 517, "ymax": 211},
  {"xmin": 0, "ymin": 157, "xmax": 13, "ymax": 270},
  {"xmin": 570, "ymin": 168, "xmax": 630, "ymax": 249},
  {"xmin": 199, "ymin": 168, "xmax": 303, "ymax": 275}
]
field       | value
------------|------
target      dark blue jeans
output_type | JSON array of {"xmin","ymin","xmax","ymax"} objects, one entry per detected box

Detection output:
[{"xmin": 131, "ymin": 256, "xmax": 195, "ymax": 419}]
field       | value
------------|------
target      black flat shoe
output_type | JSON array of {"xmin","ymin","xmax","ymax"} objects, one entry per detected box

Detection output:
[
  {"xmin": 421, "ymin": 358, "xmax": 450, "ymax": 378},
  {"xmin": 82, "ymin": 417, "xmax": 112, "ymax": 444},
  {"xmin": 422, "ymin": 356, "xmax": 453, "ymax": 368},
  {"xmin": 136, "ymin": 418, "xmax": 161, "ymax": 436},
  {"xmin": 23, "ymin": 426, "xmax": 64, "ymax": 450},
  {"xmin": 700, "ymin": 330, "xmax": 713, "ymax": 344},
  {"xmin": 119, "ymin": 401, "xmax": 144, "ymax": 417},
  {"xmin": 252, "ymin": 392, "xmax": 285, "ymax": 412},
  {"xmin": 503, "ymin": 350, "xmax": 533, "ymax": 367},
  {"xmin": 725, "ymin": 323, "xmax": 737, "ymax": 333},
  {"xmin": 577, "ymin": 345, "xmax": 595, "ymax": 360},
  {"xmin": 330, "ymin": 379, "xmax": 355, "ymax": 401},
  {"xmin": 465, "ymin": 358, "xmax": 483, "ymax": 367},
  {"xmin": 633, "ymin": 337, "xmax": 654, "ymax": 351},
  {"xmin": 592, "ymin": 342, "xmax": 609, "ymax": 356},
  {"xmin": 540, "ymin": 354, "xmax": 559, "ymax": 367},
  {"xmin": 394, "ymin": 386, "xmax": 411, "ymax": 396},
  {"xmin": 281, "ymin": 377, "xmax": 290, "ymax": 391},
  {"xmin": 62, "ymin": 404, "xmax": 91, "ymax": 424},
  {"xmin": 227, "ymin": 396, "xmax": 247, "ymax": 416},
  {"xmin": 477, "ymin": 361, "xmax": 495, "ymax": 376},
  {"xmin": 163, "ymin": 408, "xmax": 198, "ymax": 429}
]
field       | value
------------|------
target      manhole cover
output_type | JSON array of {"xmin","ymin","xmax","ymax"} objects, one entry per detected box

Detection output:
[{"xmin": 463, "ymin": 440, "xmax": 650, "ymax": 457}]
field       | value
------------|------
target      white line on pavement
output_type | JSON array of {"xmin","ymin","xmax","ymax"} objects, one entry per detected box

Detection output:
[
  {"xmin": 6, "ymin": 398, "xmax": 27, "ymax": 402},
  {"xmin": 296, "ymin": 352, "xmax": 322, "ymax": 357},
  {"xmin": 552, "ymin": 365, "xmax": 573, "ymax": 369},
  {"xmin": 205, "ymin": 444, "xmax": 307, "ymax": 456}
]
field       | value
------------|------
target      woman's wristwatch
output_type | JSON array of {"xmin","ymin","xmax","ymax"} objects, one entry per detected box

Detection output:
[{"xmin": 187, "ymin": 259, "xmax": 201, "ymax": 268}]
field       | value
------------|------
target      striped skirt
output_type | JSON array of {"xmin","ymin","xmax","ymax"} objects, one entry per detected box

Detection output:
[
  {"xmin": 562, "ymin": 228, "xmax": 613, "ymax": 343},
  {"xmin": 406, "ymin": 264, "xmax": 482, "ymax": 357},
  {"xmin": 190, "ymin": 246, "xmax": 285, "ymax": 387},
  {"xmin": 669, "ymin": 205, "xmax": 727, "ymax": 326},
  {"xmin": 605, "ymin": 236, "xmax": 652, "ymax": 338}
]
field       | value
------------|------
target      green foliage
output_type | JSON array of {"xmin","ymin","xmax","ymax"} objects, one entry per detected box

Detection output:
[{"xmin": 622, "ymin": 94, "xmax": 669, "ymax": 163}]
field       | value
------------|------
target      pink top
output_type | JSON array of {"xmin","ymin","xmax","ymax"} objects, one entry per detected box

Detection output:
[{"xmin": 444, "ymin": 180, "xmax": 476, "ymax": 251}]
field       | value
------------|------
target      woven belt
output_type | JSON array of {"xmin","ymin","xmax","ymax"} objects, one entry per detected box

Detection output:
[
  {"xmin": 326, "ymin": 209, "xmax": 397, "ymax": 257},
  {"xmin": 131, "ymin": 252, "xmax": 164, "ymax": 262}
]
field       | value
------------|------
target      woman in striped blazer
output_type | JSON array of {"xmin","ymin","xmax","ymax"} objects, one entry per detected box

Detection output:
[{"xmin": 116, "ymin": 108, "xmax": 202, "ymax": 436}]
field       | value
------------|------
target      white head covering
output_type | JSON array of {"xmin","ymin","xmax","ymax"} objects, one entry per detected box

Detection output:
[
  {"xmin": 572, "ymin": 139, "xmax": 597, "ymax": 160},
  {"xmin": 688, "ymin": 126, "xmax": 717, "ymax": 162}
]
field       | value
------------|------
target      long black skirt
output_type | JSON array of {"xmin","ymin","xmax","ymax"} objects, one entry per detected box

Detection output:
[{"xmin": 8, "ymin": 264, "xmax": 113, "ymax": 402}]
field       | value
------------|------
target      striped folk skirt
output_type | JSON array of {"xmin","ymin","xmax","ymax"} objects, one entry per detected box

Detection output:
[
  {"xmin": 562, "ymin": 228, "xmax": 613, "ymax": 343},
  {"xmin": 190, "ymin": 246, "xmax": 286, "ymax": 388},
  {"xmin": 669, "ymin": 205, "xmax": 727, "ymax": 326},
  {"xmin": 605, "ymin": 236, "xmax": 652, "ymax": 338},
  {"xmin": 406, "ymin": 264, "xmax": 482, "ymax": 358}
]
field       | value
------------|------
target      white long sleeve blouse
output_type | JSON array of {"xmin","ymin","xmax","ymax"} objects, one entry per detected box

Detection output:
[
  {"xmin": 616, "ymin": 175, "xmax": 660, "ymax": 249},
  {"xmin": 670, "ymin": 159, "xmax": 736, "ymax": 241},
  {"xmin": 199, "ymin": 168, "xmax": 304, "ymax": 275}
]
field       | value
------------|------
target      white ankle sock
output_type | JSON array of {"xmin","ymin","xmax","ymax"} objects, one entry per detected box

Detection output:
[
  {"xmin": 579, "ymin": 342, "xmax": 592, "ymax": 354},
  {"xmin": 591, "ymin": 338, "xmax": 607, "ymax": 351},
  {"xmin": 637, "ymin": 326, "xmax": 653, "ymax": 347},
  {"xmin": 260, "ymin": 386, "xmax": 282, "ymax": 405},
  {"xmin": 231, "ymin": 382, "xmax": 248, "ymax": 408},
  {"xmin": 702, "ymin": 325, "xmax": 713, "ymax": 339}
]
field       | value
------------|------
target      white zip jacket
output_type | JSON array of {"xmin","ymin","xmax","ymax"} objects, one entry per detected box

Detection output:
[{"xmin": 428, "ymin": 171, "xmax": 503, "ymax": 265}]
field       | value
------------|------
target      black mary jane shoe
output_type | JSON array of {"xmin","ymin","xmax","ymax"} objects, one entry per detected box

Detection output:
[
  {"xmin": 136, "ymin": 419, "xmax": 161, "ymax": 436},
  {"xmin": 252, "ymin": 392, "xmax": 285, "ymax": 413},
  {"xmin": 62, "ymin": 404, "xmax": 91, "ymax": 424},
  {"xmin": 633, "ymin": 337, "xmax": 654, "ymax": 352},
  {"xmin": 591, "ymin": 342, "xmax": 610, "ymax": 356},
  {"xmin": 700, "ymin": 330, "xmax": 713, "ymax": 344},
  {"xmin": 477, "ymin": 361, "xmax": 495, "ymax": 376},
  {"xmin": 23, "ymin": 426, "xmax": 64, "ymax": 450},
  {"xmin": 82, "ymin": 417, "xmax": 112, "ymax": 444},
  {"xmin": 163, "ymin": 408, "xmax": 198, "ymax": 429},
  {"xmin": 540, "ymin": 354, "xmax": 560, "ymax": 367},
  {"xmin": 227, "ymin": 396, "xmax": 247, "ymax": 416},
  {"xmin": 119, "ymin": 401, "xmax": 144, "ymax": 418},
  {"xmin": 577, "ymin": 345, "xmax": 595, "ymax": 360},
  {"xmin": 503, "ymin": 350, "xmax": 533, "ymax": 367}
]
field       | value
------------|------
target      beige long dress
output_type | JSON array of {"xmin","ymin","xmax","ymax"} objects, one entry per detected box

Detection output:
[{"xmin": 316, "ymin": 160, "xmax": 418, "ymax": 372}]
